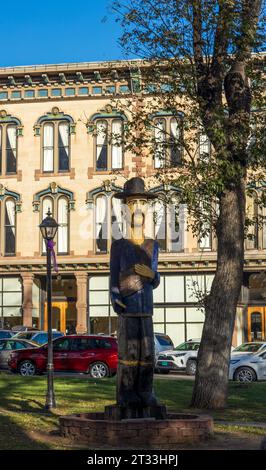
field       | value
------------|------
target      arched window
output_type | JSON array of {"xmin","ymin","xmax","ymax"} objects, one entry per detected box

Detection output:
[
  {"xmin": 42, "ymin": 120, "xmax": 70, "ymax": 173},
  {"xmin": 152, "ymin": 194, "xmax": 182, "ymax": 252},
  {"xmin": 94, "ymin": 117, "xmax": 124, "ymax": 171},
  {"xmin": 111, "ymin": 197, "xmax": 123, "ymax": 242},
  {"xmin": 40, "ymin": 191, "xmax": 70, "ymax": 255},
  {"xmin": 154, "ymin": 115, "xmax": 182, "ymax": 168},
  {"xmin": 0, "ymin": 116, "xmax": 20, "ymax": 175},
  {"xmin": 42, "ymin": 197, "xmax": 54, "ymax": 253},
  {"xmin": 96, "ymin": 195, "xmax": 108, "ymax": 253},
  {"xmin": 58, "ymin": 197, "xmax": 69, "ymax": 254},
  {"xmin": 199, "ymin": 131, "xmax": 211, "ymax": 161},
  {"xmin": 4, "ymin": 198, "xmax": 16, "ymax": 255},
  {"xmin": 246, "ymin": 192, "xmax": 258, "ymax": 250}
]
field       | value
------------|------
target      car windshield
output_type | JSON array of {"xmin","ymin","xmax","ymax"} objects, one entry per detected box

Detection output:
[
  {"xmin": 175, "ymin": 342, "xmax": 200, "ymax": 351},
  {"xmin": 155, "ymin": 335, "xmax": 173, "ymax": 347},
  {"xmin": 233, "ymin": 343, "xmax": 263, "ymax": 352}
]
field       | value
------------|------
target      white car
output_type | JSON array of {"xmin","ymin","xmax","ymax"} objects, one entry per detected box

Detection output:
[
  {"xmin": 231, "ymin": 342, "xmax": 266, "ymax": 356},
  {"xmin": 156, "ymin": 339, "xmax": 200, "ymax": 375},
  {"xmin": 229, "ymin": 350, "xmax": 266, "ymax": 382}
]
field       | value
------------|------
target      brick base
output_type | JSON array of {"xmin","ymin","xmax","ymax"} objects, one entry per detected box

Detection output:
[{"xmin": 59, "ymin": 412, "xmax": 213, "ymax": 448}]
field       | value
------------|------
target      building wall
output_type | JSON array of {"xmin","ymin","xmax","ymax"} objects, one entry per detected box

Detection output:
[{"xmin": 0, "ymin": 60, "xmax": 265, "ymax": 345}]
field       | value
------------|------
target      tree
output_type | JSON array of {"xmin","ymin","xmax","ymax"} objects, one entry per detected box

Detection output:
[{"xmin": 111, "ymin": 0, "xmax": 266, "ymax": 408}]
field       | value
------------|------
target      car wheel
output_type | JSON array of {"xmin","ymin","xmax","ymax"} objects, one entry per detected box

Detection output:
[
  {"xmin": 19, "ymin": 360, "xmax": 36, "ymax": 376},
  {"xmin": 234, "ymin": 366, "xmax": 257, "ymax": 383},
  {"xmin": 89, "ymin": 362, "xmax": 109, "ymax": 379},
  {"xmin": 186, "ymin": 359, "xmax": 197, "ymax": 375}
]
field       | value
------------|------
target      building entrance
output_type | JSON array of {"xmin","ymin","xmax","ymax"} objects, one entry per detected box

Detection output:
[
  {"xmin": 247, "ymin": 306, "xmax": 266, "ymax": 341},
  {"xmin": 44, "ymin": 301, "xmax": 76, "ymax": 334}
]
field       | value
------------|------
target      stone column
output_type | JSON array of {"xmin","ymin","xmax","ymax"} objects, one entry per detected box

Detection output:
[
  {"xmin": 75, "ymin": 272, "xmax": 88, "ymax": 334},
  {"xmin": 21, "ymin": 273, "xmax": 34, "ymax": 327}
]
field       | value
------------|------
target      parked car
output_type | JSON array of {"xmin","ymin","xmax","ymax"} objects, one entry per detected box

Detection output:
[
  {"xmin": 154, "ymin": 332, "xmax": 174, "ymax": 359},
  {"xmin": 231, "ymin": 342, "xmax": 266, "ymax": 355},
  {"xmin": 8, "ymin": 335, "xmax": 118, "ymax": 378},
  {"xmin": 0, "ymin": 339, "xmax": 38, "ymax": 369},
  {"xmin": 229, "ymin": 349, "xmax": 266, "ymax": 382},
  {"xmin": 156, "ymin": 339, "xmax": 200, "ymax": 375},
  {"xmin": 13, "ymin": 330, "xmax": 64, "ymax": 345},
  {"xmin": 0, "ymin": 330, "xmax": 14, "ymax": 339}
]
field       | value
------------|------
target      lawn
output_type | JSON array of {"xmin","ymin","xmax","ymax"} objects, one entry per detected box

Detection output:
[{"xmin": 0, "ymin": 372, "xmax": 265, "ymax": 450}]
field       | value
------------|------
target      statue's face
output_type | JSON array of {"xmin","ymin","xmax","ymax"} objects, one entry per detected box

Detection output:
[{"xmin": 126, "ymin": 196, "xmax": 148, "ymax": 228}]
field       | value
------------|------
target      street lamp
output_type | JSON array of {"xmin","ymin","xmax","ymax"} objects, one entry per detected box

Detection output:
[{"xmin": 39, "ymin": 209, "xmax": 58, "ymax": 409}]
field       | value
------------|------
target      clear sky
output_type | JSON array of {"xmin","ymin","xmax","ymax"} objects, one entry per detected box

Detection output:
[{"xmin": 0, "ymin": 0, "xmax": 126, "ymax": 67}]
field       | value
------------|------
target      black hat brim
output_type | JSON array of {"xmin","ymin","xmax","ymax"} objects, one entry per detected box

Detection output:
[{"xmin": 114, "ymin": 191, "xmax": 157, "ymax": 200}]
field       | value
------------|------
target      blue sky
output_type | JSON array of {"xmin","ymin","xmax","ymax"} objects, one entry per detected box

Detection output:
[{"xmin": 0, "ymin": 1, "xmax": 126, "ymax": 67}]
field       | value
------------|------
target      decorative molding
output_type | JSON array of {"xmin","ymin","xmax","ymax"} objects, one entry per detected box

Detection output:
[
  {"xmin": 32, "ymin": 182, "xmax": 75, "ymax": 212},
  {"xmin": 34, "ymin": 168, "xmax": 75, "ymax": 181},
  {"xmin": 86, "ymin": 181, "xmax": 123, "ymax": 208},
  {"xmin": 87, "ymin": 106, "xmax": 127, "ymax": 133},
  {"xmin": 34, "ymin": 107, "xmax": 76, "ymax": 135},
  {"xmin": 0, "ymin": 110, "xmax": 23, "ymax": 135},
  {"xmin": 0, "ymin": 184, "xmax": 22, "ymax": 212}
]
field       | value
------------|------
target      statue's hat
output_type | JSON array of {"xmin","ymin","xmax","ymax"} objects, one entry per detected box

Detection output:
[{"xmin": 113, "ymin": 177, "xmax": 157, "ymax": 200}]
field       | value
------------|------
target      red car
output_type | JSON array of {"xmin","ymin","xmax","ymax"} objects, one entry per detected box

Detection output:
[{"xmin": 8, "ymin": 335, "xmax": 118, "ymax": 378}]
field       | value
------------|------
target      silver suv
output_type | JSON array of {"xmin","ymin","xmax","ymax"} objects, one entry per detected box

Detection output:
[
  {"xmin": 156, "ymin": 339, "xmax": 200, "ymax": 375},
  {"xmin": 154, "ymin": 333, "xmax": 174, "ymax": 360}
]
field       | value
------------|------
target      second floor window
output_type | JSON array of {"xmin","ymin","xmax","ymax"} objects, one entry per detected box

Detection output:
[
  {"xmin": 42, "ymin": 121, "xmax": 70, "ymax": 173},
  {"xmin": 154, "ymin": 116, "xmax": 182, "ymax": 169},
  {"xmin": 95, "ymin": 118, "xmax": 123, "ymax": 171},
  {"xmin": 42, "ymin": 196, "xmax": 69, "ymax": 254},
  {"xmin": 95, "ymin": 194, "xmax": 124, "ymax": 253},
  {"xmin": 0, "ymin": 124, "xmax": 18, "ymax": 175},
  {"xmin": 199, "ymin": 131, "xmax": 211, "ymax": 161}
]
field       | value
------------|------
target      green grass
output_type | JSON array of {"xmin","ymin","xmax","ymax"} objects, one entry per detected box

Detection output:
[{"xmin": 0, "ymin": 372, "xmax": 265, "ymax": 449}]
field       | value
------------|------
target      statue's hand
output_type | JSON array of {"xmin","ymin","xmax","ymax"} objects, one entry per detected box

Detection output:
[{"xmin": 134, "ymin": 263, "xmax": 155, "ymax": 280}]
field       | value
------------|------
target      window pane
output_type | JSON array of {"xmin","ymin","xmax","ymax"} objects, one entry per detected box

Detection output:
[
  {"xmin": 199, "ymin": 132, "xmax": 210, "ymax": 160},
  {"xmin": 154, "ymin": 119, "xmax": 166, "ymax": 168},
  {"xmin": 0, "ymin": 92, "xmax": 8, "ymax": 99},
  {"xmin": 96, "ymin": 195, "xmax": 107, "ymax": 252},
  {"xmin": 43, "ymin": 123, "xmax": 54, "ymax": 172},
  {"xmin": 78, "ymin": 87, "xmax": 88, "ymax": 95},
  {"xmin": 154, "ymin": 200, "xmax": 166, "ymax": 251},
  {"xmin": 42, "ymin": 198, "xmax": 54, "ymax": 253},
  {"xmin": 38, "ymin": 89, "xmax": 48, "ymax": 97},
  {"xmin": 6, "ymin": 125, "xmax": 17, "ymax": 173},
  {"xmin": 111, "ymin": 119, "xmax": 123, "ymax": 169},
  {"xmin": 58, "ymin": 197, "xmax": 68, "ymax": 253},
  {"xmin": 111, "ymin": 197, "xmax": 123, "ymax": 241},
  {"xmin": 5, "ymin": 199, "xmax": 16, "ymax": 255},
  {"xmin": 96, "ymin": 120, "xmax": 107, "ymax": 170},
  {"xmin": 11, "ymin": 91, "xmax": 21, "ymax": 99},
  {"xmin": 24, "ymin": 90, "xmax": 35, "ymax": 98},
  {"xmin": 51, "ymin": 88, "xmax": 61, "ymax": 97},
  {"xmin": 92, "ymin": 87, "xmax": 102, "ymax": 95},
  {"xmin": 65, "ymin": 88, "xmax": 75, "ymax": 96},
  {"xmin": 106, "ymin": 86, "xmax": 116, "ymax": 94},
  {"xmin": 165, "ymin": 276, "xmax": 185, "ymax": 302},
  {"xmin": 58, "ymin": 122, "xmax": 70, "ymax": 171},
  {"xmin": 0, "ymin": 126, "xmax": 2, "ymax": 174},
  {"xmin": 170, "ymin": 118, "xmax": 181, "ymax": 165}
]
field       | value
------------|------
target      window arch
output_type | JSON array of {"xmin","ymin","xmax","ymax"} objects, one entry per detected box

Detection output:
[{"xmin": 0, "ymin": 112, "xmax": 22, "ymax": 176}]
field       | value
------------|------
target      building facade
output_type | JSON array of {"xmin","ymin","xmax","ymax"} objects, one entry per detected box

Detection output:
[{"xmin": 0, "ymin": 59, "xmax": 265, "ymax": 346}]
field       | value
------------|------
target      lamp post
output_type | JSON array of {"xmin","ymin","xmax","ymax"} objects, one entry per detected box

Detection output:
[{"xmin": 39, "ymin": 209, "xmax": 58, "ymax": 409}]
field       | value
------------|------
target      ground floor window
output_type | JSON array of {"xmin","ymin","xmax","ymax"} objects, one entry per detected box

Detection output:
[
  {"xmin": 88, "ymin": 272, "xmax": 214, "ymax": 344},
  {"xmin": 0, "ymin": 276, "xmax": 22, "ymax": 328}
]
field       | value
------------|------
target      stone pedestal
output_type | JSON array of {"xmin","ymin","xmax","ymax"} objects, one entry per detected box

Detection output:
[{"xmin": 104, "ymin": 403, "xmax": 167, "ymax": 421}]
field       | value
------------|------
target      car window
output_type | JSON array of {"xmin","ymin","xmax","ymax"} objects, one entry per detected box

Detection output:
[
  {"xmin": 70, "ymin": 338, "xmax": 91, "ymax": 351},
  {"xmin": 0, "ymin": 342, "xmax": 6, "ymax": 350},
  {"xmin": 14, "ymin": 341, "xmax": 27, "ymax": 350},
  {"xmin": 33, "ymin": 333, "xmax": 47, "ymax": 344},
  {"xmin": 4, "ymin": 341, "xmax": 14, "ymax": 350},
  {"xmin": 175, "ymin": 342, "xmax": 198, "ymax": 351},
  {"xmin": 91, "ymin": 338, "xmax": 113, "ymax": 349},
  {"xmin": 53, "ymin": 338, "xmax": 71, "ymax": 351},
  {"xmin": 0, "ymin": 331, "xmax": 12, "ymax": 339},
  {"xmin": 155, "ymin": 335, "xmax": 173, "ymax": 347},
  {"xmin": 234, "ymin": 343, "xmax": 262, "ymax": 353}
]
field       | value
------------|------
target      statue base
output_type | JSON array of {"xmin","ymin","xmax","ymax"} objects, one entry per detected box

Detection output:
[{"xmin": 104, "ymin": 403, "xmax": 167, "ymax": 421}]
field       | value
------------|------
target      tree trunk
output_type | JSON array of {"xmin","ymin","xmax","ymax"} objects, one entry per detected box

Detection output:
[{"xmin": 191, "ymin": 178, "xmax": 246, "ymax": 409}]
